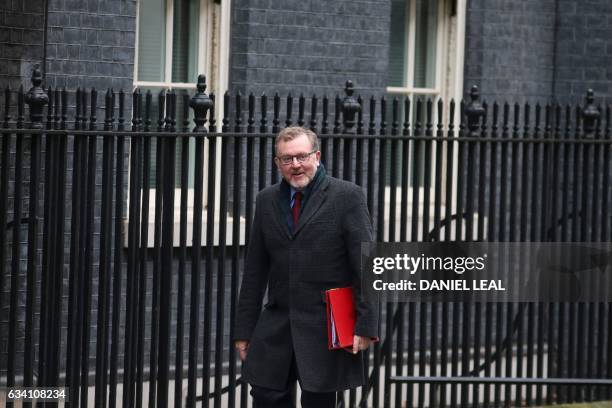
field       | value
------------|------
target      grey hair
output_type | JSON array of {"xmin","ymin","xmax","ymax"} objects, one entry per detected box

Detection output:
[{"xmin": 275, "ymin": 126, "xmax": 320, "ymax": 153}]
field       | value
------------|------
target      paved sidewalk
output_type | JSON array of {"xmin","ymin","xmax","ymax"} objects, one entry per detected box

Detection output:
[{"xmin": 539, "ymin": 402, "xmax": 612, "ymax": 408}]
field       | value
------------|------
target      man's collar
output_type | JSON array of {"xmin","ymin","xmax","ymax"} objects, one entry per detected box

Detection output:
[{"xmin": 282, "ymin": 164, "xmax": 326, "ymax": 200}]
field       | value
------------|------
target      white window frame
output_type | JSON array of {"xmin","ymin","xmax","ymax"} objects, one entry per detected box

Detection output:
[
  {"xmin": 384, "ymin": 0, "xmax": 468, "ymax": 241},
  {"xmin": 386, "ymin": 0, "xmax": 465, "ymax": 103},
  {"xmin": 134, "ymin": 0, "xmax": 214, "ymax": 90},
  {"xmin": 130, "ymin": 0, "xmax": 242, "ymax": 247}
]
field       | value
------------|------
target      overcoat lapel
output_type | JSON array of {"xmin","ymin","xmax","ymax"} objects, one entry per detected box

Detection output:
[
  {"xmin": 271, "ymin": 185, "xmax": 292, "ymax": 240},
  {"xmin": 293, "ymin": 176, "xmax": 330, "ymax": 236}
]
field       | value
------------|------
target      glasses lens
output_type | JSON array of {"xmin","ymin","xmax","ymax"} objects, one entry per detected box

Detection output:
[{"xmin": 278, "ymin": 150, "xmax": 314, "ymax": 165}]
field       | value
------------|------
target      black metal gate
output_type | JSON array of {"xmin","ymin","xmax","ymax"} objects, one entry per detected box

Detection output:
[{"xmin": 1, "ymin": 69, "xmax": 612, "ymax": 407}]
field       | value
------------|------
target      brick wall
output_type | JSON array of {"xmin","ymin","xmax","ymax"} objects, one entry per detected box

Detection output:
[
  {"xmin": 464, "ymin": 0, "xmax": 557, "ymax": 104},
  {"xmin": 0, "ymin": 0, "xmax": 46, "ymax": 90},
  {"xmin": 554, "ymin": 0, "xmax": 612, "ymax": 104},
  {"xmin": 0, "ymin": 0, "xmax": 137, "ymax": 93},
  {"xmin": 230, "ymin": 0, "xmax": 390, "ymax": 98},
  {"xmin": 464, "ymin": 0, "xmax": 612, "ymax": 106},
  {"xmin": 45, "ymin": 0, "xmax": 137, "ymax": 91}
]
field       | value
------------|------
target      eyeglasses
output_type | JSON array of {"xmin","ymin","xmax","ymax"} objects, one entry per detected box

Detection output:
[{"xmin": 276, "ymin": 149, "xmax": 317, "ymax": 165}]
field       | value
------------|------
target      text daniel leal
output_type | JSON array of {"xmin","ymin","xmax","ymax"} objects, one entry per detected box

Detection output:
[
  {"xmin": 373, "ymin": 279, "xmax": 506, "ymax": 291},
  {"xmin": 421, "ymin": 279, "xmax": 505, "ymax": 291}
]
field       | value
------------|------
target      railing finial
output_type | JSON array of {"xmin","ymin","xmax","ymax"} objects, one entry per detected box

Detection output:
[
  {"xmin": 189, "ymin": 74, "xmax": 213, "ymax": 132},
  {"xmin": 25, "ymin": 64, "xmax": 49, "ymax": 129},
  {"xmin": 582, "ymin": 88, "xmax": 599, "ymax": 137},
  {"xmin": 465, "ymin": 85, "xmax": 484, "ymax": 135},
  {"xmin": 342, "ymin": 80, "xmax": 360, "ymax": 134}
]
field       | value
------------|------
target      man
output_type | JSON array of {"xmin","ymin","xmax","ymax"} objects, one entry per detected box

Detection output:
[{"xmin": 234, "ymin": 127, "xmax": 379, "ymax": 408}]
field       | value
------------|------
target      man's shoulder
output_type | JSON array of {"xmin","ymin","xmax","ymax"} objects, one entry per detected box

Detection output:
[
  {"xmin": 326, "ymin": 176, "xmax": 364, "ymax": 197},
  {"xmin": 256, "ymin": 183, "xmax": 280, "ymax": 202}
]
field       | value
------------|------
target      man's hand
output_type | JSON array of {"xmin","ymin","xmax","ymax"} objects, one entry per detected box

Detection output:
[
  {"xmin": 351, "ymin": 335, "xmax": 371, "ymax": 354},
  {"xmin": 235, "ymin": 340, "xmax": 249, "ymax": 361}
]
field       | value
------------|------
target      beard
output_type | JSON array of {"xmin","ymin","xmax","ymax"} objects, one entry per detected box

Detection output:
[
  {"xmin": 286, "ymin": 163, "xmax": 318, "ymax": 190},
  {"xmin": 287, "ymin": 172, "xmax": 312, "ymax": 190},
  {"xmin": 280, "ymin": 160, "xmax": 319, "ymax": 190}
]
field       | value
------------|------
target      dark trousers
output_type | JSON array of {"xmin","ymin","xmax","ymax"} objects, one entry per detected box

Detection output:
[{"xmin": 250, "ymin": 354, "xmax": 336, "ymax": 408}]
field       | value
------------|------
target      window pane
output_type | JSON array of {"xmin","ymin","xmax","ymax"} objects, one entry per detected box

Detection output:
[
  {"xmin": 141, "ymin": 88, "xmax": 194, "ymax": 188},
  {"xmin": 410, "ymin": 94, "xmax": 435, "ymax": 187},
  {"xmin": 388, "ymin": 0, "xmax": 408, "ymax": 87},
  {"xmin": 383, "ymin": 94, "xmax": 437, "ymax": 187},
  {"xmin": 172, "ymin": 0, "xmax": 200, "ymax": 83},
  {"xmin": 139, "ymin": 87, "xmax": 164, "ymax": 187},
  {"xmin": 413, "ymin": 0, "xmax": 438, "ymax": 88},
  {"xmin": 174, "ymin": 90, "xmax": 196, "ymax": 188},
  {"xmin": 137, "ymin": 0, "xmax": 167, "ymax": 82}
]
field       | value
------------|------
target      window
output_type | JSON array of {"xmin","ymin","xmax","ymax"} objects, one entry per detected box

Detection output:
[
  {"xmin": 135, "ymin": 0, "xmax": 226, "ymax": 90},
  {"xmin": 387, "ymin": 0, "xmax": 466, "ymax": 109},
  {"xmin": 133, "ymin": 0, "xmax": 233, "ymax": 245}
]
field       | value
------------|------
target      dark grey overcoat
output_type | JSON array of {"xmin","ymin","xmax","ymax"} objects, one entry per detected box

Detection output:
[{"xmin": 234, "ymin": 173, "xmax": 379, "ymax": 393}]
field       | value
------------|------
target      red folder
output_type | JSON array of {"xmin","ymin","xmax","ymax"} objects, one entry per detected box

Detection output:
[{"xmin": 325, "ymin": 287, "xmax": 357, "ymax": 350}]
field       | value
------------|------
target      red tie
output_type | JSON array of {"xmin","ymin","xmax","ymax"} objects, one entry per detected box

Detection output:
[{"xmin": 292, "ymin": 191, "xmax": 303, "ymax": 228}]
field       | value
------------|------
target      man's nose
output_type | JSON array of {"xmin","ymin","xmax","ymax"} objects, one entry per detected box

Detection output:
[{"xmin": 290, "ymin": 157, "xmax": 301, "ymax": 166}]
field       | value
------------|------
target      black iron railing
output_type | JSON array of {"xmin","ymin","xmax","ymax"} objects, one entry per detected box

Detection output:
[{"xmin": 1, "ymin": 69, "xmax": 612, "ymax": 408}]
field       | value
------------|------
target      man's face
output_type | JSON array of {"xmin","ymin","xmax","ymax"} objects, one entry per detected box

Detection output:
[{"xmin": 275, "ymin": 133, "xmax": 321, "ymax": 191}]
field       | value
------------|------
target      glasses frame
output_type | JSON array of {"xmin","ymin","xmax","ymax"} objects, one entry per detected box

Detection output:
[{"xmin": 276, "ymin": 149, "xmax": 318, "ymax": 166}]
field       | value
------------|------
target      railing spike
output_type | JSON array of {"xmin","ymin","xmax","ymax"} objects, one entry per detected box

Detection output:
[
  {"xmin": 3, "ymin": 85, "xmax": 11, "ymax": 127},
  {"xmin": 259, "ymin": 93, "xmax": 267, "ymax": 134},
  {"xmin": 309, "ymin": 94, "xmax": 318, "ymax": 131},
  {"xmin": 209, "ymin": 92, "xmax": 216, "ymax": 132},
  {"xmin": 273, "ymin": 93, "xmax": 280, "ymax": 133},
  {"xmin": 298, "ymin": 93, "xmax": 305, "ymax": 127},
  {"xmin": 321, "ymin": 94, "xmax": 329, "ymax": 135},
  {"xmin": 221, "ymin": 90, "xmax": 230, "ymax": 132},
  {"xmin": 285, "ymin": 93, "xmax": 293, "ymax": 127},
  {"xmin": 46, "ymin": 87, "xmax": 54, "ymax": 129},
  {"xmin": 333, "ymin": 93, "xmax": 341, "ymax": 134},
  {"xmin": 368, "ymin": 95, "xmax": 376, "ymax": 136}
]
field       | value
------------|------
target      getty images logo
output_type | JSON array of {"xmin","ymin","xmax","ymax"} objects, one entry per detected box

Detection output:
[{"xmin": 371, "ymin": 253, "xmax": 488, "ymax": 275}]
